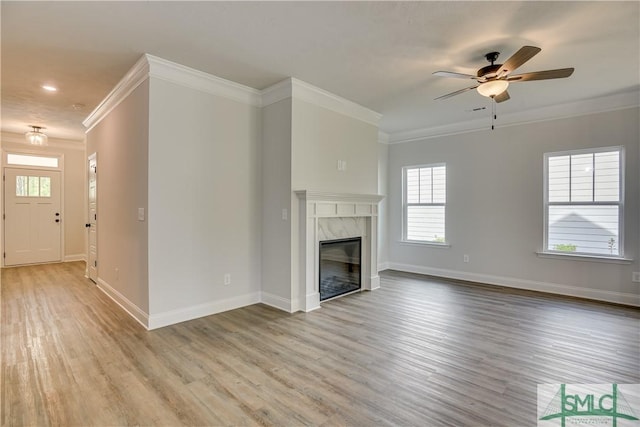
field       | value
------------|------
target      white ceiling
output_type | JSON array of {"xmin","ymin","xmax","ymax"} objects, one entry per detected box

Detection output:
[{"xmin": 2, "ymin": 1, "xmax": 639, "ymax": 142}]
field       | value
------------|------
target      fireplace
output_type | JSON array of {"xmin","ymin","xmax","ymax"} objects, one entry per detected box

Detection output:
[
  {"xmin": 294, "ymin": 191, "xmax": 383, "ymax": 312},
  {"xmin": 319, "ymin": 237, "xmax": 361, "ymax": 301}
]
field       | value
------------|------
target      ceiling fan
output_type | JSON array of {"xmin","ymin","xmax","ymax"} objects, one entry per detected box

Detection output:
[{"xmin": 433, "ymin": 46, "xmax": 574, "ymax": 103}]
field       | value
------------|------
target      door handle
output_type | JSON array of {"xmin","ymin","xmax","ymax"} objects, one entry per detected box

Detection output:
[
  {"xmin": 55, "ymin": 213, "xmax": 60, "ymax": 216},
  {"xmin": 55, "ymin": 219, "xmax": 60, "ymax": 223},
  {"xmin": 85, "ymin": 223, "xmax": 91, "ymax": 228}
]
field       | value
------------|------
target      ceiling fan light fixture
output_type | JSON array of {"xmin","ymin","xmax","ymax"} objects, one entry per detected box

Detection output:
[
  {"xmin": 477, "ymin": 80, "xmax": 509, "ymax": 98},
  {"xmin": 25, "ymin": 126, "xmax": 48, "ymax": 146}
]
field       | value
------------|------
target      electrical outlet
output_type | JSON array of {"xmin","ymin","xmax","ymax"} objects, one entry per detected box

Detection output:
[
  {"xmin": 282, "ymin": 209, "xmax": 288, "ymax": 221},
  {"xmin": 224, "ymin": 273, "xmax": 231, "ymax": 285},
  {"xmin": 632, "ymin": 272, "xmax": 640, "ymax": 283},
  {"xmin": 463, "ymin": 254, "xmax": 469, "ymax": 263}
]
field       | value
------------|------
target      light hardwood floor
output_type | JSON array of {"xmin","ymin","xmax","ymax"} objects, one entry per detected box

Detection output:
[{"xmin": 2, "ymin": 262, "xmax": 639, "ymax": 426}]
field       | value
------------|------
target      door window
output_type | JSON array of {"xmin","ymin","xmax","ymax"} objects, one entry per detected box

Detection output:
[{"xmin": 16, "ymin": 175, "xmax": 51, "ymax": 197}]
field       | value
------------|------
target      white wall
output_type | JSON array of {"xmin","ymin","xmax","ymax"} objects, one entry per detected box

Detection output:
[
  {"xmin": 378, "ymin": 141, "xmax": 389, "ymax": 269},
  {"xmin": 147, "ymin": 77, "xmax": 262, "ymax": 326},
  {"xmin": 77, "ymin": 58, "xmax": 382, "ymax": 326},
  {"xmin": 387, "ymin": 107, "xmax": 640, "ymax": 305},
  {"xmin": 259, "ymin": 92, "xmax": 381, "ymax": 311},
  {"xmin": 290, "ymin": 98, "xmax": 380, "ymax": 310},
  {"xmin": 1, "ymin": 133, "xmax": 86, "ymax": 261},
  {"xmin": 85, "ymin": 81, "xmax": 150, "ymax": 314},
  {"xmin": 261, "ymin": 98, "xmax": 293, "ymax": 306},
  {"xmin": 291, "ymin": 98, "xmax": 379, "ymax": 194}
]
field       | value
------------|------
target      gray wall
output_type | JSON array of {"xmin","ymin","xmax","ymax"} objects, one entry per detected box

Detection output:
[
  {"xmin": 291, "ymin": 98, "xmax": 379, "ymax": 194},
  {"xmin": 261, "ymin": 98, "xmax": 293, "ymax": 304},
  {"xmin": 86, "ymin": 81, "xmax": 150, "ymax": 312},
  {"xmin": 387, "ymin": 107, "xmax": 639, "ymax": 304},
  {"xmin": 147, "ymin": 77, "xmax": 262, "ymax": 321}
]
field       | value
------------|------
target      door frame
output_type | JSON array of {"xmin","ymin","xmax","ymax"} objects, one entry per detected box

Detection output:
[
  {"xmin": 1, "ymin": 148, "xmax": 65, "ymax": 267},
  {"xmin": 86, "ymin": 152, "xmax": 97, "ymax": 281}
]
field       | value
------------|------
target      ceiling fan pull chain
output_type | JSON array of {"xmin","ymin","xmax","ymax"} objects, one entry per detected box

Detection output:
[{"xmin": 491, "ymin": 97, "xmax": 496, "ymax": 130}]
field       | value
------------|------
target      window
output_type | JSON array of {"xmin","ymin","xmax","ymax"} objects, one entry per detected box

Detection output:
[
  {"xmin": 7, "ymin": 153, "xmax": 58, "ymax": 168},
  {"xmin": 16, "ymin": 175, "xmax": 52, "ymax": 197},
  {"xmin": 403, "ymin": 164, "xmax": 446, "ymax": 243},
  {"xmin": 544, "ymin": 147, "xmax": 623, "ymax": 257}
]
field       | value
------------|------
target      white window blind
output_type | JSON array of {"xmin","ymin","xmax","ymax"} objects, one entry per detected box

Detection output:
[
  {"xmin": 545, "ymin": 148, "xmax": 623, "ymax": 256},
  {"xmin": 404, "ymin": 164, "xmax": 446, "ymax": 242}
]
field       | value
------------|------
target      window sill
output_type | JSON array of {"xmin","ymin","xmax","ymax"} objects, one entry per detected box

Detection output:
[
  {"xmin": 400, "ymin": 240, "xmax": 451, "ymax": 248},
  {"xmin": 536, "ymin": 251, "xmax": 633, "ymax": 264}
]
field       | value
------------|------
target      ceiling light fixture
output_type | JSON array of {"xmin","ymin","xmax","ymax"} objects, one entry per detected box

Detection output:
[
  {"xmin": 42, "ymin": 85, "xmax": 58, "ymax": 92},
  {"xmin": 25, "ymin": 126, "xmax": 48, "ymax": 146},
  {"xmin": 477, "ymin": 80, "xmax": 509, "ymax": 98}
]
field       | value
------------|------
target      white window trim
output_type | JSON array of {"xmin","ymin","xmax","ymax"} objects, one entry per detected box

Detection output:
[
  {"xmin": 399, "ymin": 240, "xmax": 451, "ymax": 248},
  {"xmin": 535, "ymin": 251, "xmax": 633, "ymax": 264},
  {"xmin": 402, "ymin": 163, "xmax": 448, "ymax": 245},
  {"xmin": 542, "ymin": 146, "xmax": 626, "ymax": 261},
  {"xmin": 3, "ymin": 149, "xmax": 63, "ymax": 171}
]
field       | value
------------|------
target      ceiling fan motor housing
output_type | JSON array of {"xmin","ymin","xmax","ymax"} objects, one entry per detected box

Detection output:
[
  {"xmin": 477, "ymin": 51, "xmax": 502, "ymax": 78},
  {"xmin": 477, "ymin": 64, "xmax": 502, "ymax": 78}
]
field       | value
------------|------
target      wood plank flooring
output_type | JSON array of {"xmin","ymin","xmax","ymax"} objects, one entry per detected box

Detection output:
[{"xmin": 2, "ymin": 262, "xmax": 639, "ymax": 426}]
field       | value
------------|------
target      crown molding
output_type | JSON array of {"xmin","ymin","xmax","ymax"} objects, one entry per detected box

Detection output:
[
  {"xmin": 261, "ymin": 77, "xmax": 382, "ymax": 126},
  {"xmin": 291, "ymin": 78, "xmax": 382, "ymax": 126},
  {"xmin": 388, "ymin": 89, "xmax": 640, "ymax": 144},
  {"xmin": 378, "ymin": 130, "xmax": 390, "ymax": 144},
  {"xmin": 83, "ymin": 54, "xmax": 150, "ymax": 133},
  {"xmin": 146, "ymin": 54, "xmax": 262, "ymax": 107},
  {"xmin": 83, "ymin": 54, "xmax": 262, "ymax": 134},
  {"xmin": 261, "ymin": 78, "xmax": 292, "ymax": 107},
  {"xmin": 84, "ymin": 54, "xmax": 381, "ymax": 134}
]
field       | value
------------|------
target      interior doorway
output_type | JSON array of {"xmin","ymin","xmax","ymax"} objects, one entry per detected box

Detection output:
[{"xmin": 87, "ymin": 153, "xmax": 97, "ymax": 282}]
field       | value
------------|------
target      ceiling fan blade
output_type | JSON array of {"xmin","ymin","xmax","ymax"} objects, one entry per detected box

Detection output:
[
  {"xmin": 507, "ymin": 68, "xmax": 575, "ymax": 82},
  {"xmin": 497, "ymin": 46, "xmax": 541, "ymax": 76},
  {"xmin": 494, "ymin": 90, "xmax": 510, "ymax": 103},
  {"xmin": 434, "ymin": 85, "xmax": 478, "ymax": 100},
  {"xmin": 433, "ymin": 71, "xmax": 478, "ymax": 80}
]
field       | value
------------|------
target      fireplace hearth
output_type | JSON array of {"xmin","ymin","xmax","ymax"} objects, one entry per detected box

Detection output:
[{"xmin": 319, "ymin": 237, "xmax": 361, "ymax": 301}]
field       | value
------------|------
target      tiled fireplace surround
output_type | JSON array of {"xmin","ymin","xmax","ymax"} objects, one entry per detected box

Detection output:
[{"xmin": 294, "ymin": 191, "xmax": 384, "ymax": 312}]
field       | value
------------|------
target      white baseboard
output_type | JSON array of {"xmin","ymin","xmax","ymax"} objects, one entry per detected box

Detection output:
[
  {"xmin": 369, "ymin": 274, "xmax": 381, "ymax": 290},
  {"xmin": 64, "ymin": 254, "xmax": 87, "ymax": 262},
  {"xmin": 148, "ymin": 292, "xmax": 261, "ymax": 330},
  {"xmin": 305, "ymin": 292, "xmax": 321, "ymax": 312},
  {"xmin": 378, "ymin": 261, "xmax": 390, "ymax": 272},
  {"xmin": 97, "ymin": 278, "xmax": 150, "ymax": 329},
  {"xmin": 261, "ymin": 291, "xmax": 294, "ymax": 313},
  {"xmin": 387, "ymin": 262, "xmax": 640, "ymax": 307}
]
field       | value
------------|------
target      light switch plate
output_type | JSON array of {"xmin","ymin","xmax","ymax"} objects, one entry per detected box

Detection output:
[{"xmin": 138, "ymin": 208, "xmax": 145, "ymax": 221}]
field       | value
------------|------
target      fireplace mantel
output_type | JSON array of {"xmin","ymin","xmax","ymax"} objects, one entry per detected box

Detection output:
[
  {"xmin": 295, "ymin": 190, "xmax": 384, "ymax": 204},
  {"xmin": 295, "ymin": 191, "xmax": 383, "ymax": 311}
]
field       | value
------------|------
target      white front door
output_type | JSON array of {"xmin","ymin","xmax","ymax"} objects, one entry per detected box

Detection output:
[
  {"xmin": 4, "ymin": 168, "xmax": 62, "ymax": 266},
  {"xmin": 87, "ymin": 154, "xmax": 98, "ymax": 282}
]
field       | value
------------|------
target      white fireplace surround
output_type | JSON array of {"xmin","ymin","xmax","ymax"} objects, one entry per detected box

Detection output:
[{"xmin": 295, "ymin": 191, "xmax": 384, "ymax": 312}]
